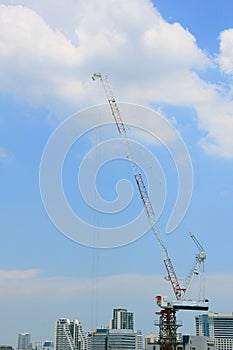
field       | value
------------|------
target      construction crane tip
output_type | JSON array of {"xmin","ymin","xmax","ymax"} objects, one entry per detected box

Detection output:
[{"xmin": 92, "ymin": 72, "xmax": 102, "ymax": 81}]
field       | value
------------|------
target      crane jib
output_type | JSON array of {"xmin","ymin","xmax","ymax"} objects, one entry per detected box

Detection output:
[
  {"xmin": 92, "ymin": 72, "xmax": 183, "ymax": 300},
  {"xmin": 92, "ymin": 73, "xmax": 207, "ymax": 307}
]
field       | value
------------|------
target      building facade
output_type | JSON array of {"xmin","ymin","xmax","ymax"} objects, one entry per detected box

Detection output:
[
  {"xmin": 144, "ymin": 334, "xmax": 216, "ymax": 350},
  {"xmin": 144, "ymin": 334, "xmax": 160, "ymax": 350},
  {"xmin": 55, "ymin": 318, "xmax": 86, "ymax": 350},
  {"xmin": 17, "ymin": 334, "xmax": 31, "ymax": 350},
  {"xmin": 110, "ymin": 308, "xmax": 134, "ymax": 330},
  {"xmin": 87, "ymin": 329, "xmax": 107, "ymax": 350},
  {"xmin": 196, "ymin": 313, "xmax": 233, "ymax": 350},
  {"xmin": 87, "ymin": 328, "xmax": 142, "ymax": 350},
  {"xmin": 181, "ymin": 335, "xmax": 216, "ymax": 350}
]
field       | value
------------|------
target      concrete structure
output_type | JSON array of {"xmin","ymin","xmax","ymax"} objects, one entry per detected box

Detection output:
[
  {"xmin": 144, "ymin": 334, "xmax": 160, "ymax": 350},
  {"xmin": 17, "ymin": 334, "xmax": 31, "ymax": 350},
  {"xmin": 55, "ymin": 318, "xmax": 87, "ymax": 350},
  {"xmin": 136, "ymin": 331, "xmax": 143, "ymax": 350},
  {"xmin": 110, "ymin": 308, "xmax": 134, "ymax": 330},
  {"xmin": 144, "ymin": 334, "xmax": 216, "ymax": 350},
  {"xmin": 181, "ymin": 335, "xmax": 216, "ymax": 350},
  {"xmin": 196, "ymin": 312, "xmax": 233, "ymax": 350},
  {"xmin": 87, "ymin": 329, "xmax": 107, "ymax": 350}
]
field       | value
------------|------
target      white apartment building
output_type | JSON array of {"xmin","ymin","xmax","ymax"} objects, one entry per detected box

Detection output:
[
  {"xmin": 110, "ymin": 308, "xmax": 134, "ymax": 331},
  {"xmin": 55, "ymin": 318, "xmax": 87, "ymax": 350}
]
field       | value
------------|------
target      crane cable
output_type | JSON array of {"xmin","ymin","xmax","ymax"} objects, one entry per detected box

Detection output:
[{"xmin": 91, "ymin": 78, "xmax": 102, "ymax": 329}]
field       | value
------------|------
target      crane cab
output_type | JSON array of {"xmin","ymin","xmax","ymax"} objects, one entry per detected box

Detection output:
[{"xmin": 172, "ymin": 299, "xmax": 209, "ymax": 311}]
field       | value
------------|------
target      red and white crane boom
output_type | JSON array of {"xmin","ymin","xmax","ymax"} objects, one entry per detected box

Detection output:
[
  {"xmin": 92, "ymin": 73, "xmax": 208, "ymax": 311},
  {"xmin": 92, "ymin": 72, "xmax": 184, "ymax": 300}
]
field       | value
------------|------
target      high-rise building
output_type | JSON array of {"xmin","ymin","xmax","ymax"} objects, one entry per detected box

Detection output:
[
  {"xmin": 110, "ymin": 308, "xmax": 134, "ymax": 330},
  {"xmin": 195, "ymin": 312, "xmax": 233, "ymax": 350},
  {"xmin": 135, "ymin": 330, "xmax": 143, "ymax": 350},
  {"xmin": 87, "ymin": 328, "xmax": 142, "ymax": 350},
  {"xmin": 87, "ymin": 329, "xmax": 108, "ymax": 350},
  {"xmin": 17, "ymin": 334, "xmax": 31, "ymax": 350},
  {"xmin": 87, "ymin": 308, "xmax": 142, "ymax": 350},
  {"xmin": 55, "ymin": 318, "xmax": 87, "ymax": 350},
  {"xmin": 108, "ymin": 329, "xmax": 142, "ymax": 350}
]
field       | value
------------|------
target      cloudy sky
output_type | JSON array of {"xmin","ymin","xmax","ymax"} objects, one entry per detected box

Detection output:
[{"xmin": 0, "ymin": 0, "xmax": 233, "ymax": 346}]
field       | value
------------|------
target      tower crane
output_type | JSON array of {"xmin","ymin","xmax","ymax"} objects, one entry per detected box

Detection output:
[{"xmin": 92, "ymin": 73, "xmax": 208, "ymax": 349}]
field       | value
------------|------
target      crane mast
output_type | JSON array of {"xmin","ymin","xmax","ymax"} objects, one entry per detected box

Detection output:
[{"xmin": 92, "ymin": 72, "xmax": 184, "ymax": 300}]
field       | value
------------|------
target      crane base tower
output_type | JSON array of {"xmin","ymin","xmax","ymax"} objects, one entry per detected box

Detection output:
[{"xmin": 155, "ymin": 308, "xmax": 182, "ymax": 350}]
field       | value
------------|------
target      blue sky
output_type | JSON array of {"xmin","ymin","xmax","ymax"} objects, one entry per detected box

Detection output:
[{"xmin": 0, "ymin": 0, "xmax": 233, "ymax": 346}]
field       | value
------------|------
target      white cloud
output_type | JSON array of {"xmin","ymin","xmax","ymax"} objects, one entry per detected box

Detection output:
[
  {"xmin": 0, "ymin": 269, "xmax": 39, "ymax": 279},
  {"xmin": 218, "ymin": 28, "xmax": 233, "ymax": 74},
  {"xmin": 0, "ymin": 271, "xmax": 165, "ymax": 299},
  {"xmin": 197, "ymin": 97, "xmax": 233, "ymax": 158},
  {"xmin": 0, "ymin": 270, "xmax": 232, "ymax": 306},
  {"xmin": 0, "ymin": 147, "xmax": 14, "ymax": 160},
  {"xmin": 0, "ymin": 1, "xmax": 232, "ymax": 157},
  {"xmin": 0, "ymin": 4, "xmax": 85, "ymax": 114},
  {"xmin": 0, "ymin": 271, "xmax": 232, "ymax": 340}
]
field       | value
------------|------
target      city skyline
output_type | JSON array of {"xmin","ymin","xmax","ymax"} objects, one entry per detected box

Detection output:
[
  {"xmin": 0, "ymin": 0, "xmax": 233, "ymax": 346},
  {"xmin": 3, "ymin": 311, "xmax": 233, "ymax": 350}
]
